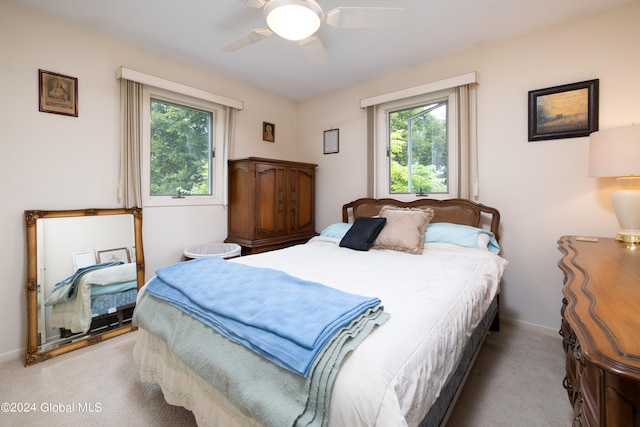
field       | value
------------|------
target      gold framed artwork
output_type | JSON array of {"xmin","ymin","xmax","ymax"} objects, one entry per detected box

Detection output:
[
  {"xmin": 528, "ymin": 79, "xmax": 598, "ymax": 141},
  {"xmin": 38, "ymin": 69, "xmax": 78, "ymax": 117},
  {"xmin": 263, "ymin": 121, "xmax": 275, "ymax": 142}
]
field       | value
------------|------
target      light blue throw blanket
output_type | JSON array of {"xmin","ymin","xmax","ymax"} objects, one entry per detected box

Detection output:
[
  {"xmin": 90, "ymin": 280, "xmax": 137, "ymax": 297},
  {"xmin": 145, "ymin": 256, "xmax": 382, "ymax": 377},
  {"xmin": 134, "ymin": 290, "xmax": 388, "ymax": 427}
]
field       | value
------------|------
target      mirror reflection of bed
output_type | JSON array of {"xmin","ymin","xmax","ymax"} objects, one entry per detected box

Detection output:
[{"xmin": 24, "ymin": 208, "xmax": 145, "ymax": 366}]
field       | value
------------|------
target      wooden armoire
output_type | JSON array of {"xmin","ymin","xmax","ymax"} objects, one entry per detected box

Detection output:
[{"xmin": 226, "ymin": 157, "xmax": 317, "ymax": 255}]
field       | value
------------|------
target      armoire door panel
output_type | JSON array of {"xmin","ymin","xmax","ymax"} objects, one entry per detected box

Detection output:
[
  {"xmin": 289, "ymin": 168, "xmax": 315, "ymax": 234},
  {"xmin": 255, "ymin": 163, "xmax": 286, "ymax": 239},
  {"xmin": 227, "ymin": 162, "xmax": 253, "ymax": 240}
]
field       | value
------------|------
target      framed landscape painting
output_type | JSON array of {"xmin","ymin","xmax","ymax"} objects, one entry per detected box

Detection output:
[{"xmin": 528, "ymin": 79, "xmax": 598, "ymax": 141}]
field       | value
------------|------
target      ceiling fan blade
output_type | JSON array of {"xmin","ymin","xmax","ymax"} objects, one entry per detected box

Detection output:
[
  {"xmin": 325, "ymin": 7, "xmax": 404, "ymax": 28},
  {"xmin": 236, "ymin": 0, "xmax": 267, "ymax": 8},
  {"xmin": 222, "ymin": 28, "xmax": 273, "ymax": 52},
  {"xmin": 299, "ymin": 36, "xmax": 328, "ymax": 65}
]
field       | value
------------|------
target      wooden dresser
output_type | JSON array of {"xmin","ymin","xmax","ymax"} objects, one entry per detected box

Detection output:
[
  {"xmin": 558, "ymin": 236, "xmax": 640, "ymax": 426},
  {"xmin": 226, "ymin": 157, "xmax": 317, "ymax": 255}
]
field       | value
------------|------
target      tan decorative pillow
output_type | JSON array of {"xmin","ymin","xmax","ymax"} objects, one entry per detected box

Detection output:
[{"xmin": 373, "ymin": 206, "xmax": 434, "ymax": 254}]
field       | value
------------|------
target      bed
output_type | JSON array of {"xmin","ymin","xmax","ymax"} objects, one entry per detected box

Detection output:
[
  {"xmin": 45, "ymin": 262, "xmax": 138, "ymax": 335},
  {"xmin": 132, "ymin": 197, "xmax": 507, "ymax": 427}
]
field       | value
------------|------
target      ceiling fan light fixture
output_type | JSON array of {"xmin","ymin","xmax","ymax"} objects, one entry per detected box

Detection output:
[{"xmin": 265, "ymin": 0, "xmax": 323, "ymax": 41}]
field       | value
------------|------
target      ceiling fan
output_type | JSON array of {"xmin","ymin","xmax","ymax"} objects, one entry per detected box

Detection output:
[{"xmin": 222, "ymin": 0, "xmax": 403, "ymax": 63}]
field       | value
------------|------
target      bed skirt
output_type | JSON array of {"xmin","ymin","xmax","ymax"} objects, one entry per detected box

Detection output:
[
  {"xmin": 421, "ymin": 294, "xmax": 499, "ymax": 427},
  {"xmin": 134, "ymin": 294, "xmax": 499, "ymax": 427}
]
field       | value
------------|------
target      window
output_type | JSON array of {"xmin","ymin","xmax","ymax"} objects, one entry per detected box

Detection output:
[
  {"xmin": 142, "ymin": 87, "xmax": 227, "ymax": 206},
  {"xmin": 389, "ymin": 100, "xmax": 448, "ymax": 195},
  {"xmin": 375, "ymin": 88, "xmax": 458, "ymax": 200},
  {"xmin": 150, "ymin": 99, "xmax": 212, "ymax": 196}
]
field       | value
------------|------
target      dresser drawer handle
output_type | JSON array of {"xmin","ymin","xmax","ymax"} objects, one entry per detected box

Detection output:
[{"xmin": 573, "ymin": 344, "xmax": 584, "ymax": 365}]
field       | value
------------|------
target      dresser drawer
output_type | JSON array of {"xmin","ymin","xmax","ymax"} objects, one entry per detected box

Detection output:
[
  {"xmin": 580, "ymin": 363, "xmax": 601, "ymax": 426},
  {"xmin": 603, "ymin": 372, "xmax": 640, "ymax": 426}
]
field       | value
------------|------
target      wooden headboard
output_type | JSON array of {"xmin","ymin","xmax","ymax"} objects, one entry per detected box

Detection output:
[{"xmin": 342, "ymin": 198, "xmax": 501, "ymax": 242}]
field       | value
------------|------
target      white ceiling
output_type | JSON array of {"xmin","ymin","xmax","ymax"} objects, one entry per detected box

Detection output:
[{"xmin": 11, "ymin": 0, "xmax": 629, "ymax": 101}]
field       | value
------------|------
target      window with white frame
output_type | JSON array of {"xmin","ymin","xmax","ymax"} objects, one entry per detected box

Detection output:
[
  {"xmin": 375, "ymin": 88, "xmax": 458, "ymax": 201},
  {"xmin": 141, "ymin": 87, "xmax": 227, "ymax": 207}
]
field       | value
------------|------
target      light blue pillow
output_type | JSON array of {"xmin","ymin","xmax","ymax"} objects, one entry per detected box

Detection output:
[
  {"xmin": 320, "ymin": 222, "xmax": 352, "ymax": 239},
  {"xmin": 425, "ymin": 222, "xmax": 500, "ymax": 254}
]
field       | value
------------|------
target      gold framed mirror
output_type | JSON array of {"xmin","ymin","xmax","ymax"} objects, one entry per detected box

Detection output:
[{"xmin": 24, "ymin": 208, "xmax": 144, "ymax": 366}]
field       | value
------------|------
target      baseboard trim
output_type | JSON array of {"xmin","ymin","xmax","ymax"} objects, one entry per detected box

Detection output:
[
  {"xmin": 0, "ymin": 348, "xmax": 22, "ymax": 365},
  {"xmin": 502, "ymin": 317, "xmax": 562, "ymax": 339}
]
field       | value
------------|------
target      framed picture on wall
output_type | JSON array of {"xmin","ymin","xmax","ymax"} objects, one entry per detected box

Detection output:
[
  {"xmin": 324, "ymin": 128, "xmax": 339, "ymax": 154},
  {"xmin": 528, "ymin": 79, "xmax": 598, "ymax": 141},
  {"xmin": 72, "ymin": 249, "xmax": 96, "ymax": 271},
  {"xmin": 39, "ymin": 69, "xmax": 78, "ymax": 117},
  {"xmin": 263, "ymin": 121, "xmax": 275, "ymax": 142},
  {"xmin": 98, "ymin": 248, "xmax": 130, "ymax": 264}
]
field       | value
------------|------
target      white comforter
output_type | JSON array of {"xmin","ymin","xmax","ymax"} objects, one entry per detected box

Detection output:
[
  {"xmin": 49, "ymin": 263, "xmax": 136, "ymax": 333},
  {"xmin": 134, "ymin": 236, "xmax": 507, "ymax": 427}
]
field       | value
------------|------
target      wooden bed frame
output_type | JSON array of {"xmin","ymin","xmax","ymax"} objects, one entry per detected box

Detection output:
[
  {"xmin": 342, "ymin": 197, "xmax": 501, "ymax": 241},
  {"xmin": 59, "ymin": 302, "xmax": 134, "ymax": 338},
  {"xmin": 342, "ymin": 198, "xmax": 502, "ymax": 426}
]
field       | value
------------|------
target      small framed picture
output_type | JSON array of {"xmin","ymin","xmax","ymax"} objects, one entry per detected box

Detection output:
[
  {"xmin": 39, "ymin": 69, "xmax": 78, "ymax": 117},
  {"xmin": 263, "ymin": 121, "xmax": 275, "ymax": 142},
  {"xmin": 324, "ymin": 128, "xmax": 339, "ymax": 154},
  {"xmin": 97, "ymin": 248, "xmax": 130, "ymax": 264},
  {"xmin": 72, "ymin": 249, "xmax": 96, "ymax": 271},
  {"xmin": 528, "ymin": 79, "xmax": 598, "ymax": 141}
]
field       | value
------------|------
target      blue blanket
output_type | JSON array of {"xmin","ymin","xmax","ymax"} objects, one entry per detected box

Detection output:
[
  {"xmin": 145, "ymin": 257, "xmax": 382, "ymax": 377},
  {"xmin": 134, "ymin": 290, "xmax": 388, "ymax": 427}
]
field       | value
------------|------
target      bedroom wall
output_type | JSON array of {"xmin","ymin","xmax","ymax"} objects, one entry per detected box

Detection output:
[
  {"xmin": 297, "ymin": 1, "xmax": 640, "ymax": 334},
  {"xmin": 1, "ymin": 0, "xmax": 637, "ymax": 360},
  {"xmin": 0, "ymin": 1, "xmax": 301, "ymax": 359}
]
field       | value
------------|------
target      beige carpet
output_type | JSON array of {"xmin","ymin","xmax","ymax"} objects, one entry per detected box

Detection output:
[
  {"xmin": 0, "ymin": 332, "xmax": 197, "ymax": 427},
  {"xmin": 0, "ymin": 323, "xmax": 572, "ymax": 426},
  {"xmin": 447, "ymin": 323, "xmax": 573, "ymax": 426}
]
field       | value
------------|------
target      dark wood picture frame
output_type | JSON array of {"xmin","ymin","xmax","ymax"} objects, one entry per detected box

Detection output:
[
  {"xmin": 262, "ymin": 121, "xmax": 275, "ymax": 142},
  {"xmin": 528, "ymin": 79, "xmax": 598, "ymax": 141},
  {"xmin": 39, "ymin": 69, "xmax": 78, "ymax": 117},
  {"xmin": 323, "ymin": 128, "xmax": 339, "ymax": 154}
]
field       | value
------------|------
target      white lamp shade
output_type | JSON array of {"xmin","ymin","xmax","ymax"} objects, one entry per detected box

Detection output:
[
  {"xmin": 265, "ymin": 0, "xmax": 322, "ymax": 41},
  {"xmin": 589, "ymin": 125, "xmax": 640, "ymax": 177}
]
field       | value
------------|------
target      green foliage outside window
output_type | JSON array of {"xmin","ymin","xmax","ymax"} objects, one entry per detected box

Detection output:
[
  {"xmin": 389, "ymin": 102, "xmax": 448, "ymax": 194},
  {"xmin": 150, "ymin": 99, "xmax": 212, "ymax": 196}
]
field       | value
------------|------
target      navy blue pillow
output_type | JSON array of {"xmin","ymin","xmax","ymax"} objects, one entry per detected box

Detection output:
[{"xmin": 339, "ymin": 216, "xmax": 387, "ymax": 251}]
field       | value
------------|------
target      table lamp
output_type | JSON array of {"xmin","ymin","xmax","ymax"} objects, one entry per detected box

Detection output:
[{"xmin": 589, "ymin": 125, "xmax": 640, "ymax": 243}]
